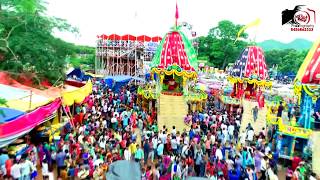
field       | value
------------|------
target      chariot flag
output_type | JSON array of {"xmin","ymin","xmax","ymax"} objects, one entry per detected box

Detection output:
[
  {"xmin": 175, "ymin": 1, "xmax": 179, "ymax": 27},
  {"xmin": 235, "ymin": 18, "xmax": 261, "ymax": 43}
]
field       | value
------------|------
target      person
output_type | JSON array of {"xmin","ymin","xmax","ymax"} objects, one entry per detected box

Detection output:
[
  {"xmin": 171, "ymin": 159, "xmax": 182, "ymax": 180},
  {"xmin": 56, "ymin": 149, "xmax": 66, "ymax": 177},
  {"xmin": 157, "ymin": 140, "xmax": 164, "ymax": 158},
  {"xmin": 309, "ymin": 172, "xmax": 317, "ymax": 180},
  {"xmin": 286, "ymin": 166, "xmax": 294, "ymax": 180},
  {"xmin": 42, "ymin": 159, "xmax": 49, "ymax": 179},
  {"xmin": 246, "ymin": 128, "xmax": 254, "ymax": 146},
  {"xmin": 171, "ymin": 136, "xmax": 178, "ymax": 155},
  {"xmin": 313, "ymin": 110, "xmax": 320, "ymax": 129},
  {"xmin": 194, "ymin": 145, "xmax": 203, "ymax": 176},
  {"xmin": 10, "ymin": 159, "xmax": 21, "ymax": 180},
  {"xmin": 260, "ymin": 156, "xmax": 268, "ymax": 180},
  {"xmin": 135, "ymin": 144, "xmax": 144, "ymax": 163},
  {"xmin": 124, "ymin": 146, "xmax": 131, "ymax": 161},
  {"xmin": 252, "ymin": 106, "xmax": 259, "ymax": 122},
  {"xmin": 287, "ymin": 100, "xmax": 294, "ymax": 120},
  {"xmin": 143, "ymin": 140, "xmax": 150, "ymax": 164},
  {"xmin": 292, "ymin": 153, "xmax": 302, "ymax": 171},
  {"xmin": 172, "ymin": 126, "xmax": 177, "ymax": 136},
  {"xmin": 277, "ymin": 102, "xmax": 284, "ymax": 118},
  {"xmin": 0, "ymin": 151, "xmax": 9, "ymax": 169},
  {"xmin": 77, "ymin": 165, "xmax": 89, "ymax": 179},
  {"xmin": 267, "ymin": 163, "xmax": 278, "ymax": 180},
  {"xmin": 20, "ymin": 157, "xmax": 35, "ymax": 180}
]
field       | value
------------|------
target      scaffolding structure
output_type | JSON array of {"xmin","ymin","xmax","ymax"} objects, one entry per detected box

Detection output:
[{"xmin": 95, "ymin": 34, "xmax": 162, "ymax": 77}]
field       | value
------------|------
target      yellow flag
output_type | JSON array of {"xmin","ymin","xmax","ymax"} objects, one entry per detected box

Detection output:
[{"xmin": 235, "ymin": 18, "xmax": 261, "ymax": 43}]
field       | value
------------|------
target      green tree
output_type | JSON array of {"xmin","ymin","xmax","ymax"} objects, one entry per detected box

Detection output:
[
  {"xmin": 197, "ymin": 20, "xmax": 248, "ymax": 69},
  {"xmin": 0, "ymin": 0, "xmax": 78, "ymax": 84},
  {"xmin": 264, "ymin": 49, "xmax": 307, "ymax": 73},
  {"xmin": 67, "ymin": 45, "xmax": 95, "ymax": 70}
]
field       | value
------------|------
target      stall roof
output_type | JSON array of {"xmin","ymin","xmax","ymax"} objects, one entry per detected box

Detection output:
[{"xmin": 0, "ymin": 84, "xmax": 52, "ymax": 112}]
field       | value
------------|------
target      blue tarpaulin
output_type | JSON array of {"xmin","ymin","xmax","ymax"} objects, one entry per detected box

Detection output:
[
  {"xmin": 104, "ymin": 75, "xmax": 145, "ymax": 92},
  {"xmin": 0, "ymin": 107, "xmax": 25, "ymax": 123},
  {"xmin": 67, "ymin": 68, "xmax": 92, "ymax": 81}
]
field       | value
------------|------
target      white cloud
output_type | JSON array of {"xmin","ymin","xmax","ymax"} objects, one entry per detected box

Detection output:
[{"xmin": 46, "ymin": 0, "xmax": 320, "ymax": 46}]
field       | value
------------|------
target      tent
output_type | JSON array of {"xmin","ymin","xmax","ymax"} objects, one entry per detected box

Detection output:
[
  {"xmin": 0, "ymin": 99, "xmax": 61, "ymax": 148},
  {"xmin": 0, "ymin": 84, "xmax": 52, "ymax": 112},
  {"xmin": 106, "ymin": 160, "xmax": 141, "ymax": 180},
  {"xmin": 104, "ymin": 75, "xmax": 145, "ymax": 92}
]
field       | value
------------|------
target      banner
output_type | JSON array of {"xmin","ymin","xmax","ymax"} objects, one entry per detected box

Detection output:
[{"xmin": 62, "ymin": 80, "xmax": 93, "ymax": 106}]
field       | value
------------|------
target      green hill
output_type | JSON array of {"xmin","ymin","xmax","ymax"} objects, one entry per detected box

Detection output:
[{"xmin": 258, "ymin": 38, "xmax": 312, "ymax": 51}]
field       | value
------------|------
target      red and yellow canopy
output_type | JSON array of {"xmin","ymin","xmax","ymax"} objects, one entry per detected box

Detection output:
[{"xmin": 150, "ymin": 29, "xmax": 198, "ymax": 78}]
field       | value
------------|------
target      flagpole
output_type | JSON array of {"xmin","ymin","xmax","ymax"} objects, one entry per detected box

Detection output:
[{"xmin": 175, "ymin": 0, "xmax": 179, "ymax": 30}]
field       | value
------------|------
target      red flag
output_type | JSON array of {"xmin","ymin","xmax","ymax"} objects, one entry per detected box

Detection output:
[{"xmin": 175, "ymin": 1, "xmax": 179, "ymax": 27}]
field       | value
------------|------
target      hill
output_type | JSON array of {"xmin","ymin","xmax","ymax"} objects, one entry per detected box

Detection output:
[{"xmin": 258, "ymin": 39, "xmax": 312, "ymax": 51}]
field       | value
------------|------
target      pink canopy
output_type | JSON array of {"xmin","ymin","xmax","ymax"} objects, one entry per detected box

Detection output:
[{"xmin": 0, "ymin": 99, "xmax": 61, "ymax": 140}]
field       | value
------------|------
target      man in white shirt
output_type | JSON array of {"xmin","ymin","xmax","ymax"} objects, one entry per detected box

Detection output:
[
  {"xmin": 260, "ymin": 156, "xmax": 267, "ymax": 179},
  {"xmin": 240, "ymin": 131, "xmax": 246, "ymax": 145},
  {"xmin": 92, "ymin": 106, "xmax": 96, "ymax": 114},
  {"xmin": 113, "ymin": 111, "xmax": 119, "ymax": 118},
  {"xmin": 210, "ymin": 134, "xmax": 215, "ymax": 145},
  {"xmin": 247, "ymin": 128, "xmax": 255, "ymax": 145},
  {"xmin": 211, "ymin": 114, "xmax": 216, "ymax": 122},
  {"xmin": 124, "ymin": 146, "xmax": 131, "ymax": 161},
  {"xmin": 184, "ymin": 136, "xmax": 189, "ymax": 145},
  {"xmin": 94, "ymin": 158, "xmax": 103, "ymax": 167},
  {"xmin": 102, "ymin": 119, "xmax": 107, "ymax": 128},
  {"xmin": 171, "ymin": 136, "xmax": 178, "ymax": 155},
  {"xmin": 215, "ymin": 145, "xmax": 223, "ymax": 160},
  {"xmin": 82, "ymin": 106, "xmax": 87, "ymax": 114},
  {"xmin": 228, "ymin": 124, "xmax": 235, "ymax": 138},
  {"xmin": 221, "ymin": 123, "xmax": 227, "ymax": 131},
  {"xmin": 159, "ymin": 131, "xmax": 167, "ymax": 145},
  {"xmin": 102, "ymin": 103, "xmax": 108, "ymax": 113},
  {"xmin": 78, "ymin": 133, "xmax": 84, "ymax": 144},
  {"xmin": 171, "ymin": 126, "xmax": 177, "ymax": 136},
  {"xmin": 181, "ymin": 144, "xmax": 189, "ymax": 159},
  {"xmin": 10, "ymin": 161, "xmax": 21, "ymax": 180},
  {"xmin": 20, "ymin": 158, "xmax": 35, "ymax": 179}
]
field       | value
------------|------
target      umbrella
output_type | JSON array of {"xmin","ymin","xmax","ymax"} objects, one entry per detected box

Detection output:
[{"xmin": 106, "ymin": 160, "xmax": 141, "ymax": 180}]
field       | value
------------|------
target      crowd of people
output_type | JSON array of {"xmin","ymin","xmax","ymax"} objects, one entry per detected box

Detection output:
[{"xmin": 0, "ymin": 80, "xmax": 316, "ymax": 180}]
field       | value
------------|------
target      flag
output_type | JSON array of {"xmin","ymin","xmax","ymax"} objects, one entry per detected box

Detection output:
[
  {"xmin": 175, "ymin": 1, "xmax": 179, "ymax": 27},
  {"xmin": 175, "ymin": 2, "xmax": 179, "ymax": 19},
  {"xmin": 235, "ymin": 18, "xmax": 261, "ymax": 43}
]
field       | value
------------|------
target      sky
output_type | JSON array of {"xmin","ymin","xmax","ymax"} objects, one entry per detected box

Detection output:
[{"xmin": 46, "ymin": 0, "xmax": 320, "ymax": 46}]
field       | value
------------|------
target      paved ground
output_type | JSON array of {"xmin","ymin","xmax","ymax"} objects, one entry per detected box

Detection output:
[
  {"xmin": 240, "ymin": 99, "xmax": 267, "ymax": 134},
  {"xmin": 157, "ymin": 94, "xmax": 189, "ymax": 132}
]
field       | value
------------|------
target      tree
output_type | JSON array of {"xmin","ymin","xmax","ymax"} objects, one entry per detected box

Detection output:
[
  {"xmin": 197, "ymin": 20, "xmax": 249, "ymax": 69},
  {"xmin": 264, "ymin": 49, "xmax": 307, "ymax": 73},
  {"xmin": 0, "ymin": 0, "xmax": 78, "ymax": 84}
]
